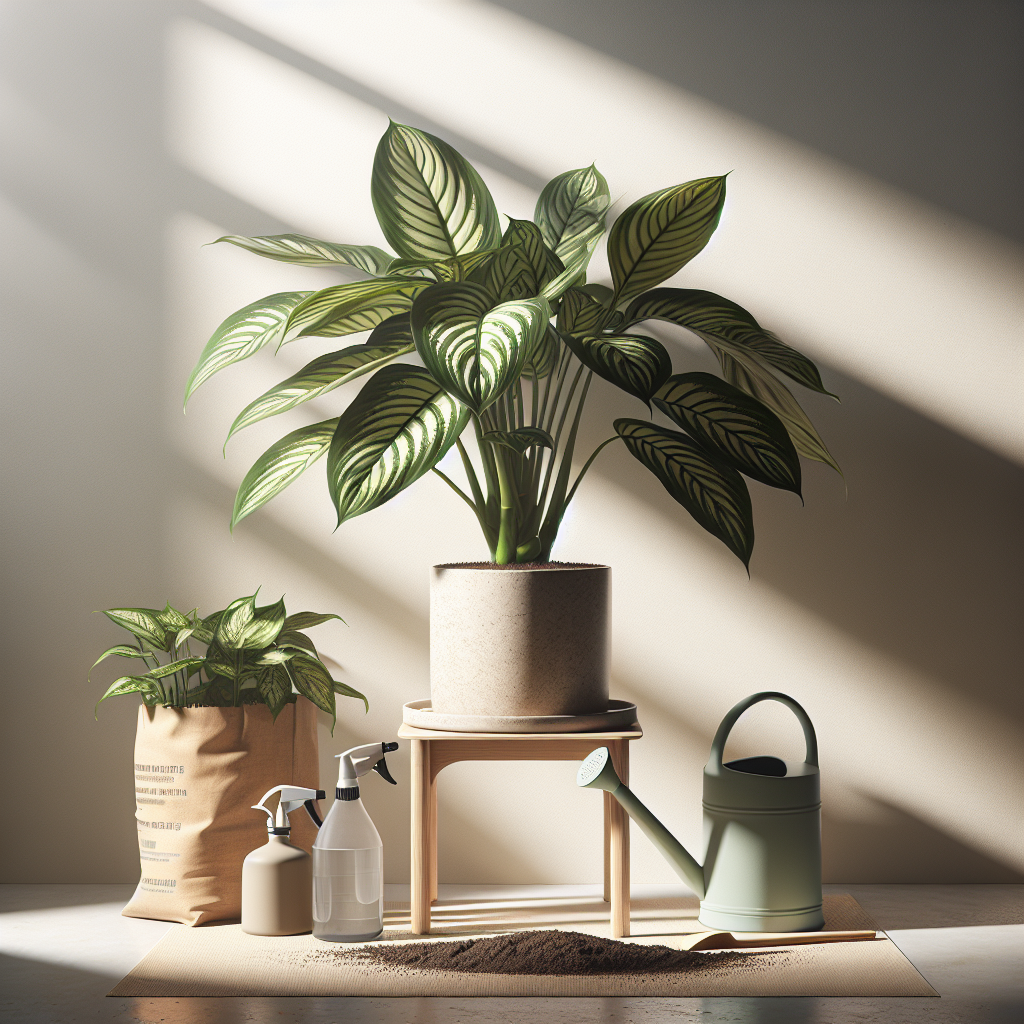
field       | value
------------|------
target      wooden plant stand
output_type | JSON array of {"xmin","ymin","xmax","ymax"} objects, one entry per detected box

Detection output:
[{"xmin": 397, "ymin": 722, "xmax": 643, "ymax": 937}]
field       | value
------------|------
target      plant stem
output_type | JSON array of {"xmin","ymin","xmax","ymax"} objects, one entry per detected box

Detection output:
[{"xmin": 493, "ymin": 450, "xmax": 518, "ymax": 564}]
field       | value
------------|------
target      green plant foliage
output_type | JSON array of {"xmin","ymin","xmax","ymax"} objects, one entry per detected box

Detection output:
[
  {"xmin": 93, "ymin": 596, "xmax": 364, "ymax": 726},
  {"xmin": 187, "ymin": 122, "xmax": 838, "ymax": 566},
  {"xmin": 326, "ymin": 364, "xmax": 469, "ymax": 525}
]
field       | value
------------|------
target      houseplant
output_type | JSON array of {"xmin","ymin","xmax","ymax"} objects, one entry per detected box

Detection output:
[
  {"xmin": 184, "ymin": 122, "xmax": 838, "ymax": 723},
  {"xmin": 92, "ymin": 593, "xmax": 366, "ymax": 724},
  {"xmin": 92, "ymin": 594, "xmax": 364, "ymax": 924}
]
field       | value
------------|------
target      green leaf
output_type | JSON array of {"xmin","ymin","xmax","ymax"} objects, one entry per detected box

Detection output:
[
  {"xmin": 231, "ymin": 417, "xmax": 339, "ymax": 528},
  {"xmin": 654, "ymin": 372, "xmax": 801, "ymax": 494},
  {"xmin": 540, "ymin": 230, "xmax": 602, "ymax": 303},
  {"xmin": 411, "ymin": 282, "xmax": 547, "ymax": 413},
  {"xmin": 615, "ymin": 418, "xmax": 754, "ymax": 566},
  {"xmin": 333, "ymin": 678, "xmax": 369, "ymax": 713},
  {"xmin": 284, "ymin": 277, "xmax": 432, "ymax": 340},
  {"xmin": 608, "ymin": 177, "xmax": 726, "ymax": 303},
  {"xmin": 95, "ymin": 675, "xmax": 160, "ymax": 712},
  {"xmin": 557, "ymin": 287, "xmax": 604, "ymax": 336},
  {"xmin": 473, "ymin": 219, "xmax": 563, "ymax": 303},
  {"xmin": 276, "ymin": 629, "xmax": 318, "ymax": 658},
  {"xmin": 156, "ymin": 603, "xmax": 190, "ymax": 630},
  {"xmin": 481, "ymin": 427, "xmax": 554, "ymax": 454},
  {"xmin": 101, "ymin": 608, "xmax": 167, "ymax": 650},
  {"xmin": 256, "ymin": 648, "xmax": 296, "ymax": 665},
  {"xmin": 711, "ymin": 346, "xmax": 841, "ymax": 472},
  {"xmin": 287, "ymin": 655, "xmax": 336, "ymax": 721},
  {"xmin": 236, "ymin": 597, "xmax": 287, "ymax": 651},
  {"xmin": 523, "ymin": 323, "xmax": 560, "ymax": 380},
  {"xmin": 145, "ymin": 657, "xmax": 205, "ymax": 680},
  {"xmin": 389, "ymin": 246, "xmax": 505, "ymax": 283},
  {"xmin": 622, "ymin": 288, "xmax": 834, "ymax": 397},
  {"xmin": 534, "ymin": 165, "xmax": 610, "ymax": 270},
  {"xmin": 283, "ymin": 611, "xmax": 344, "ymax": 632},
  {"xmin": 371, "ymin": 122, "xmax": 501, "ymax": 260},
  {"xmin": 367, "ymin": 312, "xmax": 415, "ymax": 348},
  {"xmin": 185, "ymin": 292, "xmax": 311, "ymax": 405},
  {"xmin": 214, "ymin": 594, "xmax": 256, "ymax": 651},
  {"xmin": 582, "ymin": 283, "xmax": 615, "ymax": 307},
  {"xmin": 88, "ymin": 645, "xmax": 150, "ymax": 684},
  {"xmin": 255, "ymin": 663, "xmax": 294, "ymax": 718},
  {"xmin": 224, "ymin": 339, "xmax": 414, "ymax": 447},
  {"xmin": 327, "ymin": 364, "xmax": 469, "ymax": 525},
  {"xmin": 174, "ymin": 626, "xmax": 196, "ymax": 647},
  {"xmin": 561, "ymin": 331, "xmax": 672, "ymax": 405},
  {"xmin": 213, "ymin": 234, "xmax": 394, "ymax": 275},
  {"xmin": 191, "ymin": 611, "xmax": 222, "ymax": 645}
]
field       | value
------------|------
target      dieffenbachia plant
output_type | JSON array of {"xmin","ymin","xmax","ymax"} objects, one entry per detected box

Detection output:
[
  {"xmin": 186, "ymin": 122, "xmax": 838, "ymax": 567},
  {"xmin": 92, "ymin": 596, "xmax": 366, "ymax": 727}
]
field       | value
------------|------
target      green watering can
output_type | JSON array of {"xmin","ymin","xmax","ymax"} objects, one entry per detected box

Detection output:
[{"xmin": 578, "ymin": 691, "xmax": 824, "ymax": 932}]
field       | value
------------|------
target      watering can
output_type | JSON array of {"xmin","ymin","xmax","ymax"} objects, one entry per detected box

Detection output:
[{"xmin": 577, "ymin": 691, "xmax": 824, "ymax": 932}]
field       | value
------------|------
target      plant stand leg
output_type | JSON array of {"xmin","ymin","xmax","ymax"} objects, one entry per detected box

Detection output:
[
  {"xmin": 411, "ymin": 738, "xmax": 432, "ymax": 934},
  {"xmin": 429, "ymin": 770, "xmax": 439, "ymax": 903},
  {"xmin": 603, "ymin": 791, "xmax": 612, "ymax": 902},
  {"xmin": 608, "ymin": 738, "xmax": 630, "ymax": 937}
]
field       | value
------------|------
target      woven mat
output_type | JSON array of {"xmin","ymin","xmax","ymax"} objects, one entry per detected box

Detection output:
[{"xmin": 108, "ymin": 893, "xmax": 937, "ymax": 997}]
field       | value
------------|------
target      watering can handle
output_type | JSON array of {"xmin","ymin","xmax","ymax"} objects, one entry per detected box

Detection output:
[{"xmin": 709, "ymin": 691, "xmax": 818, "ymax": 768}]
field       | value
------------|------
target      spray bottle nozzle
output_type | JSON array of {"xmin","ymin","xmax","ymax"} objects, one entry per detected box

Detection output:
[
  {"xmin": 252, "ymin": 785, "xmax": 325, "ymax": 834},
  {"xmin": 336, "ymin": 741, "xmax": 401, "ymax": 792}
]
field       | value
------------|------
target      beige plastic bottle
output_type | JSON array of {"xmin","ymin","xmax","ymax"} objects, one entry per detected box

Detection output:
[{"xmin": 242, "ymin": 785, "xmax": 324, "ymax": 936}]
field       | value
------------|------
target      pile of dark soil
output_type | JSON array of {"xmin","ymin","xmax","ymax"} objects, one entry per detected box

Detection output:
[{"xmin": 322, "ymin": 930, "xmax": 780, "ymax": 976}]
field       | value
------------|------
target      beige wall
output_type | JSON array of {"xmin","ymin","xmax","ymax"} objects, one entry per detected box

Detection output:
[{"xmin": 1, "ymin": 0, "xmax": 1021, "ymax": 886}]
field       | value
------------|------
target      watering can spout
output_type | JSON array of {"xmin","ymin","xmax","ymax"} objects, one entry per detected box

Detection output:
[{"xmin": 576, "ymin": 747, "xmax": 706, "ymax": 899}]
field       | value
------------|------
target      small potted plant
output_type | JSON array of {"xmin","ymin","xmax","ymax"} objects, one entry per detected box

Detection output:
[
  {"xmin": 92, "ymin": 593, "xmax": 365, "ymax": 925},
  {"xmin": 184, "ymin": 122, "xmax": 837, "ymax": 728}
]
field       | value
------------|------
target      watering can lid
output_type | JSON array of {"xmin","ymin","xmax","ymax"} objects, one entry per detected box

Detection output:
[{"xmin": 703, "ymin": 692, "xmax": 820, "ymax": 810}]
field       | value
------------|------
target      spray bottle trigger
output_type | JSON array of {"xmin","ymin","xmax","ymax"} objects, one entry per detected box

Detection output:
[{"xmin": 373, "ymin": 757, "xmax": 398, "ymax": 785}]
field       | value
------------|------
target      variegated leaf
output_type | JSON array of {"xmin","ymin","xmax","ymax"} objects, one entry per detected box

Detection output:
[
  {"xmin": 615, "ymin": 418, "xmax": 754, "ymax": 565},
  {"xmin": 524, "ymin": 323, "xmax": 560, "ymax": 379},
  {"xmin": 255, "ymin": 663, "xmax": 294, "ymax": 718},
  {"xmin": 622, "ymin": 288, "xmax": 834, "ymax": 396},
  {"xmin": 411, "ymin": 283, "xmax": 547, "ymax": 413},
  {"xmin": 287, "ymin": 655, "xmax": 336, "ymax": 720},
  {"xmin": 276, "ymin": 629, "xmax": 318, "ymax": 658},
  {"xmin": 225, "ymin": 339, "xmax": 414, "ymax": 447},
  {"xmin": 473, "ymin": 219, "xmax": 563, "ymax": 302},
  {"xmin": 481, "ymin": 427, "xmax": 554, "ymax": 454},
  {"xmin": 333, "ymin": 679, "xmax": 369, "ymax": 712},
  {"xmin": 156, "ymin": 604, "xmax": 190, "ymax": 630},
  {"xmin": 144, "ymin": 657, "xmax": 206, "ymax": 680},
  {"xmin": 327, "ymin": 364, "xmax": 469, "ymax": 525},
  {"xmin": 557, "ymin": 287, "xmax": 605, "ymax": 335},
  {"xmin": 284, "ymin": 277, "xmax": 431, "ymax": 339},
  {"xmin": 185, "ymin": 292, "xmax": 311, "ymax": 405},
  {"xmin": 540, "ymin": 229, "xmax": 602, "ymax": 303},
  {"xmin": 608, "ymin": 177, "xmax": 726, "ymax": 303},
  {"xmin": 235, "ymin": 597, "xmax": 287, "ymax": 650},
  {"xmin": 654, "ymin": 372, "xmax": 801, "ymax": 493},
  {"xmin": 561, "ymin": 331, "xmax": 672, "ymax": 404},
  {"xmin": 535, "ymin": 165, "xmax": 610, "ymax": 270},
  {"xmin": 213, "ymin": 234, "xmax": 394, "ymax": 275},
  {"xmin": 710, "ymin": 346, "xmax": 841, "ymax": 472},
  {"xmin": 96, "ymin": 675, "xmax": 161, "ymax": 708},
  {"xmin": 283, "ymin": 611, "xmax": 344, "ymax": 632},
  {"xmin": 214, "ymin": 594, "xmax": 256, "ymax": 650},
  {"xmin": 371, "ymin": 122, "xmax": 501, "ymax": 260},
  {"xmin": 101, "ymin": 608, "xmax": 167, "ymax": 650},
  {"xmin": 232, "ymin": 418, "xmax": 340, "ymax": 528},
  {"xmin": 88, "ymin": 645, "xmax": 150, "ymax": 683}
]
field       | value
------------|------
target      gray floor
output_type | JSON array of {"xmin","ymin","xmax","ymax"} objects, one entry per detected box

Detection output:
[{"xmin": 1, "ymin": 883, "xmax": 1021, "ymax": 1023}]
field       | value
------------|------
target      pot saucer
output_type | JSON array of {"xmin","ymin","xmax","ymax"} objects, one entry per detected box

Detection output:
[{"xmin": 402, "ymin": 698, "xmax": 639, "ymax": 734}]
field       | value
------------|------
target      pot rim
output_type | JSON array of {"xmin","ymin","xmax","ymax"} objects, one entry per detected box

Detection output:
[{"xmin": 433, "ymin": 561, "xmax": 609, "ymax": 571}]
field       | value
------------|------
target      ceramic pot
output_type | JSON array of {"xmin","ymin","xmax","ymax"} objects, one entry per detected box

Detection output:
[{"xmin": 429, "ymin": 562, "xmax": 610, "ymax": 720}]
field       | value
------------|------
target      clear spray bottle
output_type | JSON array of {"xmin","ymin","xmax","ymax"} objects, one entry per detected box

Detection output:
[{"xmin": 312, "ymin": 741, "xmax": 399, "ymax": 942}]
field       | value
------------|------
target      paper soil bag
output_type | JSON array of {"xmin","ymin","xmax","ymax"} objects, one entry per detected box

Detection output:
[{"xmin": 122, "ymin": 700, "xmax": 320, "ymax": 926}]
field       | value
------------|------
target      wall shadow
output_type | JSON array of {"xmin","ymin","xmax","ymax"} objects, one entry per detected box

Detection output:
[
  {"xmin": 579, "ymin": 364, "xmax": 1024, "ymax": 725},
  {"xmin": 486, "ymin": 0, "xmax": 1024, "ymax": 244},
  {"xmin": 610, "ymin": 673, "xmax": 1024, "ymax": 883}
]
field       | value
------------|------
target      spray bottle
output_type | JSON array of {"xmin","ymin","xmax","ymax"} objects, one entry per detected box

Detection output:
[
  {"xmin": 243, "ymin": 784, "xmax": 325, "ymax": 936},
  {"xmin": 313, "ymin": 741, "xmax": 399, "ymax": 942}
]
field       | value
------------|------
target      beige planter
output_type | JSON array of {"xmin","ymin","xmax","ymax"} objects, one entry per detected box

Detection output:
[{"xmin": 429, "ymin": 563, "xmax": 610, "ymax": 721}]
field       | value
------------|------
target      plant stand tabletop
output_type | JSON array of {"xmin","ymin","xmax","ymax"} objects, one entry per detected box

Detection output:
[{"xmin": 397, "ymin": 722, "xmax": 643, "ymax": 937}]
